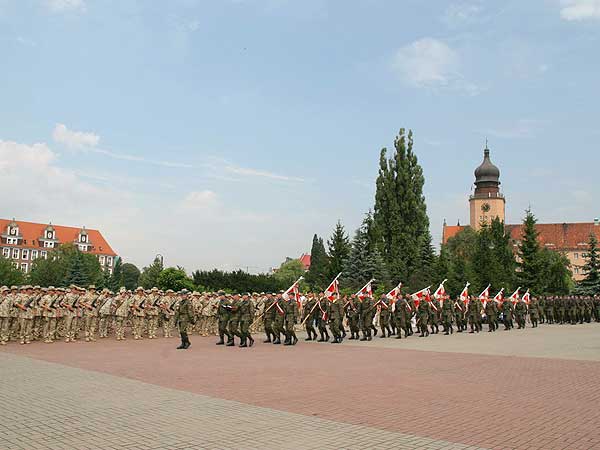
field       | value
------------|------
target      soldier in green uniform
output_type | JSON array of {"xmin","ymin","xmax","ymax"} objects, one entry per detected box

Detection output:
[
  {"xmin": 545, "ymin": 297, "xmax": 554, "ymax": 324},
  {"xmin": 345, "ymin": 294, "xmax": 360, "ymax": 340},
  {"xmin": 501, "ymin": 299, "xmax": 513, "ymax": 330},
  {"xmin": 271, "ymin": 293, "xmax": 286, "ymax": 345},
  {"xmin": 316, "ymin": 294, "xmax": 330, "ymax": 342},
  {"xmin": 441, "ymin": 295, "xmax": 454, "ymax": 335},
  {"xmin": 429, "ymin": 297, "xmax": 441, "ymax": 335},
  {"xmin": 529, "ymin": 297, "xmax": 539, "ymax": 328},
  {"xmin": 417, "ymin": 299, "xmax": 430, "ymax": 337},
  {"xmin": 215, "ymin": 291, "xmax": 232, "ymax": 345},
  {"xmin": 175, "ymin": 289, "xmax": 194, "ymax": 349},
  {"xmin": 538, "ymin": 296, "xmax": 546, "ymax": 324},
  {"xmin": 454, "ymin": 297, "xmax": 466, "ymax": 332},
  {"xmin": 283, "ymin": 294, "xmax": 299, "ymax": 346},
  {"xmin": 328, "ymin": 296, "xmax": 344, "ymax": 343},
  {"xmin": 302, "ymin": 293, "xmax": 318, "ymax": 341},
  {"xmin": 238, "ymin": 293, "xmax": 255, "ymax": 348},
  {"xmin": 467, "ymin": 296, "xmax": 480, "ymax": 333},
  {"xmin": 484, "ymin": 299, "xmax": 498, "ymax": 332},
  {"xmin": 262, "ymin": 293, "xmax": 275, "ymax": 343},
  {"xmin": 227, "ymin": 294, "xmax": 242, "ymax": 347},
  {"xmin": 514, "ymin": 299, "xmax": 527, "ymax": 329},
  {"xmin": 557, "ymin": 296, "xmax": 565, "ymax": 324},
  {"xmin": 359, "ymin": 294, "xmax": 375, "ymax": 341},
  {"xmin": 394, "ymin": 295, "xmax": 411, "ymax": 339},
  {"xmin": 378, "ymin": 295, "xmax": 392, "ymax": 338}
]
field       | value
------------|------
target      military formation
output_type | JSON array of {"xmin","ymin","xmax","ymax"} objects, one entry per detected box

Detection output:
[{"xmin": 0, "ymin": 284, "xmax": 599, "ymax": 350}]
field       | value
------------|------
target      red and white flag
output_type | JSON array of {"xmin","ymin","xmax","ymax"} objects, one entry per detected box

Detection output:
[
  {"xmin": 509, "ymin": 287, "xmax": 521, "ymax": 304},
  {"xmin": 325, "ymin": 273, "xmax": 342, "ymax": 302},
  {"xmin": 479, "ymin": 284, "xmax": 491, "ymax": 308},
  {"xmin": 522, "ymin": 289, "xmax": 531, "ymax": 304},
  {"xmin": 460, "ymin": 282, "xmax": 471, "ymax": 305},
  {"xmin": 356, "ymin": 279, "xmax": 375, "ymax": 301},
  {"xmin": 433, "ymin": 279, "xmax": 447, "ymax": 307},
  {"xmin": 493, "ymin": 288, "xmax": 505, "ymax": 306},
  {"xmin": 283, "ymin": 276, "xmax": 303, "ymax": 308},
  {"xmin": 386, "ymin": 282, "xmax": 402, "ymax": 301},
  {"xmin": 411, "ymin": 286, "xmax": 430, "ymax": 308}
]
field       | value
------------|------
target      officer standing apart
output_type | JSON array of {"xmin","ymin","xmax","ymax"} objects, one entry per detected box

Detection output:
[{"xmin": 175, "ymin": 289, "xmax": 194, "ymax": 350}]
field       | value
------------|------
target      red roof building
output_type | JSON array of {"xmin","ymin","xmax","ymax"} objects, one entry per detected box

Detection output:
[
  {"xmin": 0, "ymin": 218, "xmax": 117, "ymax": 274},
  {"xmin": 299, "ymin": 253, "xmax": 311, "ymax": 271},
  {"xmin": 442, "ymin": 148, "xmax": 600, "ymax": 281}
]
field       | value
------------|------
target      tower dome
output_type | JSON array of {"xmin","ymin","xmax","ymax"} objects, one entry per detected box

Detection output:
[{"xmin": 474, "ymin": 146, "xmax": 500, "ymax": 189}]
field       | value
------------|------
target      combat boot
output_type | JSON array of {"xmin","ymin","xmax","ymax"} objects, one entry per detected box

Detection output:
[
  {"xmin": 239, "ymin": 338, "xmax": 247, "ymax": 348},
  {"xmin": 177, "ymin": 336, "xmax": 186, "ymax": 349},
  {"xmin": 226, "ymin": 338, "xmax": 235, "ymax": 347},
  {"xmin": 216, "ymin": 334, "xmax": 225, "ymax": 345},
  {"xmin": 263, "ymin": 332, "xmax": 272, "ymax": 343},
  {"xmin": 248, "ymin": 336, "xmax": 255, "ymax": 347}
]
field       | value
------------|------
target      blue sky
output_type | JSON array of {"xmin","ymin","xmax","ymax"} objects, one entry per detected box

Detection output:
[{"xmin": 1, "ymin": 0, "xmax": 599, "ymax": 272}]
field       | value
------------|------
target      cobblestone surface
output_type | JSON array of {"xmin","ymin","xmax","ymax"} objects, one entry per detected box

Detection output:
[
  {"xmin": 2, "ymin": 324, "xmax": 600, "ymax": 449},
  {"xmin": 0, "ymin": 353, "xmax": 483, "ymax": 450}
]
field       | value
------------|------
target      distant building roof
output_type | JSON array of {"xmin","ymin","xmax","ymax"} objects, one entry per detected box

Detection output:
[
  {"xmin": 0, "ymin": 218, "xmax": 117, "ymax": 256},
  {"xmin": 299, "ymin": 253, "xmax": 311, "ymax": 270}
]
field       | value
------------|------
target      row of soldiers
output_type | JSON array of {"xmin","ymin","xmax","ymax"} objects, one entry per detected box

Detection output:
[{"xmin": 1, "ymin": 285, "xmax": 599, "ymax": 347}]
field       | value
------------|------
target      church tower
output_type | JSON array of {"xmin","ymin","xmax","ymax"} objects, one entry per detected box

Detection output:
[{"xmin": 469, "ymin": 145, "xmax": 505, "ymax": 230}]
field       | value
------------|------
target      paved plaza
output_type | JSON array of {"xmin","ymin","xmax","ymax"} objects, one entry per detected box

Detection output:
[{"xmin": 1, "ymin": 325, "xmax": 600, "ymax": 450}]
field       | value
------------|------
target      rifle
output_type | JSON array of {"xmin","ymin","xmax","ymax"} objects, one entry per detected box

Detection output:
[{"xmin": 300, "ymin": 299, "xmax": 321, "ymax": 326}]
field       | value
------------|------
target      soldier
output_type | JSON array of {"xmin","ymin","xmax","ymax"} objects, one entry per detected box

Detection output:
[
  {"xmin": 227, "ymin": 294, "xmax": 242, "ymax": 347},
  {"xmin": 238, "ymin": 293, "xmax": 255, "ymax": 347},
  {"xmin": 59, "ymin": 286, "xmax": 78, "ymax": 343},
  {"xmin": 98, "ymin": 289, "xmax": 114, "ymax": 338},
  {"xmin": 529, "ymin": 297, "xmax": 539, "ymax": 328},
  {"xmin": 328, "ymin": 294, "xmax": 344, "ymax": 344},
  {"xmin": 283, "ymin": 293, "xmax": 299, "ymax": 346},
  {"xmin": 175, "ymin": 289, "xmax": 194, "ymax": 349},
  {"xmin": 502, "ymin": 298, "xmax": 513, "ymax": 330},
  {"xmin": 114, "ymin": 288, "xmax": 132, "ymax": 341},
  {"xmin": 378, "ymin": 294, "xmax": 392, "ymax": 338},
  {"xmin": 262, "ymin": 293, "xmax": 275, "ymax": 343},
  {"xmin": 514, "ymin": 298, "xmax": 527, "ymax": 329},
  {"xmin": 215, "ymin": 291, "xmax": 233, "ymax": 345},
  {"xmin": 394, "ymin": 295, "xmax": 410, "ymax": 339},
  {"xmin": 545, "ymin": 296, "xmax": 554, "ymax": 324},
  {"xmin": 198, "ymin": 293, "xmax": 211, "ymax": 336},
  {"xmin": 454, "ymin": 297, "xmax": 466, "ymax": 332},
  {"xmin": 538, "ymin": 296, "xmax": 546, "ymax": 324},
  {"xmin": 164, "ymin": 290, "xmax": 178, "ymax": 337},
  {"xmin": 130, "ymin": 287, "xmax": 146, "ymax": 340},
  {"xmin": 557, "ymin": 296, "xmax": 566, "ymax": 324},
  {"xmin": 429, "ymin": 296, "xmax": 441, "ymax": 335},
  {"xmin": 271, "ymin": 293, "xmax": 286, "ymax": 345},
  {"xmin": 302, "ymin": 293, "xmax": 317, "ymax": 341},
  {"xmin": 316, "ymin": 293, "xmax": 331, "ymax": 342},
  {"xmin": 145, "ymin": 287, "xmax": 160, "ymax": 339},
  {"xmin": 15, "ymin": 286, "xmax": 35, "ymax": 344},
  {"xmin": 345, "ymin": 294, "xmax": 360, "ymax": 340},
  {"xmin": 80, "ymin": 285, "xmax": 100, "ymax": 342},
  {"xmin": 31, "ymin": 286, "xmax": 44, "ymax": 341},
  {"xmin": 40, "ymin": 287, "xmax": 58, "ymax": 343},
  {"xmin": 441, "ymin": 295, "xmax": 455, "ymax": 335},
  {"xmin": 0, "ymin": 286, "xmax": 16, "ymax": 345},
  {"xmin": 467, "ymin": 296, "xmax": 480, "ymax": 334},
  {"xmin": 417, "ymin": 299, "xmax": 430, "ymax": 338},
  {"xmin": 485, "ymin": 298, "xmax": 498, "ymax": 332},
  {"xmin": 594, "ymin": 296, "xmax": 600, "ymax": 323},
  {"xmin": 359, "ymin": 293, "xmax": 375, "ymax": 341}
]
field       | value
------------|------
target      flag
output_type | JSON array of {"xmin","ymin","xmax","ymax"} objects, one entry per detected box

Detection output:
[
  {"xmin": 283, "ymin": 277, "xmax": 303, "ymax": 308},
  {"xmin": 356, "ymin": 279, "xmax": 375, "ymax": 301},
  {"xmin": 478, "ymin": 284, "xmax": 491, "ymax": 308},
  {"xmin": 459, "ymin": 282, "xmax": 470, "ymax": 305},
  {"xmin": 411, "ymin": 286, "xmax": 430, "ymax": 308},
  {"xmin": 509, "ymin": 287, "xmax": 521, "ymax": 304},
  {"xmin": 386, "ymin": 282, "xmax": 402, "ymax": 312},
  {"xmin": 522, "ymin": 289, "xmax": 531, "ymax": 304},
  {"xmin": 493, "ymin": 288, "xmax": 504, "ymax": 306},
  {"xmin": 324, "ymin": 273, "xmax": 342, "ymax": 302},
  {"xmin": 433, "ymin": 279, "xmax": 447, "ymax": 307}
]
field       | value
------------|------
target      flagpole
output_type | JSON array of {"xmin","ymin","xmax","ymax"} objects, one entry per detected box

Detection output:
[{"xmin": 355, "ymin": 278, "xmax": 375, "ymax": 297}]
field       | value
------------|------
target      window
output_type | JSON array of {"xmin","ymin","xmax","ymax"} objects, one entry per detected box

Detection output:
[
  {"xmin": 41, "ymin": 250, "xmax": 47, "ymax": 259},
  {"xmin": 6, "ymin": 237, "xmax": 17, "ymax": 245},
  {"xmin": 81, "ymin": 235, "xmax": 87, "ymax": 243},
  {"xmin": 9, "ymin": 227, "xmax": 18, "ymax": 236},
  {"xmin": 99, "ymin": 255, "xmax": 105, "ymax": 265},
  {"xmin": 107, "ymin": 256, "xmax": 113, "ymax": 266},
  {"xmin": 12, "ymin": 248, "xmax": 19, "ymax": 259},
  {"xmin": 22, "ymin": 249, "xmax": 29, "ymax": 260},
  {"xmin": 574, "ymin": 253, "xmax": 579, "ymax": 260},
  {"xmin": 20, "ymin": 263, "xmax": 28, "ymax": 273},
  {"xmin": 44, "ymin": 241, "xmax": 55, "ymax": 248},
  {"xmin": 46, "ymin": 231, "xmax": 54, "ymax": 239},
  {"xmin": 31, "ymin": 250, "xmax": 38, "ymax": 260},
  {"xmin": 78, "ymin": 244, "xmax": 88, "ymax": 252},
  {"xmin": 574, "ymin": 267, "xmax": 580, "ymax": 275},
  {"xmin": 108, "ymin": 267, "xmax": 113, "ymax": 275},
  {"xmin": 2, "ymin": 248, "xmax": 9, "ymax": 258}
]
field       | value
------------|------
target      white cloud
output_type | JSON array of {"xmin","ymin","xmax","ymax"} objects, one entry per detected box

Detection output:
[
  {"xmin": 443, "ymin": 2, "xmax": 483, "ymax": 26},
  {"xmin": 560, "ymin": 0, "xmax": 600, "ymax": 21},
  {"xmin": 45, "ymin": 0, "xmax": 86, "ymax": 13},
  {"xmin": 225, "ymin": 165, "xmax": 305, "ymax": 182},
  {"xmin": 53, "ymin": 123, "xmax": 99, "ymax": 149},
  {"xmin": 181, "ymin": 190, "xmax": 218, "ymax": 210}
]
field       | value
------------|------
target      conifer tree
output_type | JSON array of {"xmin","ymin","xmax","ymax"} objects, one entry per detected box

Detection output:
[
  {"xmin": 306, "ymin": 234, "xmax": 330, "ymax": 291},
  {"xmin": 327, "ymin": 221, "xmax": 351, "ymax": 279},
  {"xmin": 517, "ymin": 208, "xmax": 543, "ymax": 293},
  {"xmin": 139, "ymin": 256, "xmax": 164, "ymax": 289},
  {"xmin": 577, "ymin": 233, "xmax": 600, "ymax": 295},
  {"xmin": 65, "ymin": 251, "xmax": 89, "ymax": 287}
]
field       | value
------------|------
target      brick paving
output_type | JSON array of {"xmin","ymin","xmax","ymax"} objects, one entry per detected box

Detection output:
[{"xmin": 2, "ymin": 324, "xmax": 600, "ymax": 449}]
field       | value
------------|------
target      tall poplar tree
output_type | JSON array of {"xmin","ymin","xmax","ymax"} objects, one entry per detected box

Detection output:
[{"xmin": 373, "ymin": 128, "xmax": 431, "ymax": 283}]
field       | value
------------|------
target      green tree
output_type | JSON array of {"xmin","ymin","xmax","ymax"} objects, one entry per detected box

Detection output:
[
  {"xmin": 273, "ymin": 259, "xmax": 305, "ymax": 287},
  {"xmin": 489, "ymin": 217, "xmax": 517, "ymax": 289},
  {"xmin": 373, "ymin": 128, "xmax": 431, "ymax": 282},
  {"xmin": 539, "ymin": 249, "xmax": 572, "ymax": 294},
  {"xmin": 157, "ymin": 267, "xmax": 195, "ymax": 292},
  {"xmin": 121, "ymin": 263, "xmax": 141, "ymax": 290},
  {"xmin": 109, "ymin": 258, "xmax": 123, "ymax": 291},
  {"xmin": 64, "ymin": 251, "xmax": 89, "ymax": 287},
  {"xmin": 305, "ymin": 234, "xmax": 330, "ymax": 291},
  {"xmin": 576, "ymin": 233, "xmax": 600, "ymax": 295},
  {"xmin": 517, "ymin": 209, "xmax": 544, "ymax": 293},
  {"xmin": 327, "ymin": 221, "xmax": 351, "ymax": 279},
  {"xmin": 139, "ymin": 256, "xmax": 164, "ymax": 289},
  {"xmin": 408, "ymin": 230, "xmax": 436, "ymax": 291},
  {"xmin": 0, "ymin": 256, "xmax": 25, "ymax": 286}
]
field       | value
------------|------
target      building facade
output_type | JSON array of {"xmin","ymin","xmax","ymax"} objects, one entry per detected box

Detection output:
[
  {"xmin": 442, "ymin": 148, "xmax": 600, "ymax": 281},
  {"xmin": 0, "ymin": 218, "xmax": 118, "ymax": 274}
]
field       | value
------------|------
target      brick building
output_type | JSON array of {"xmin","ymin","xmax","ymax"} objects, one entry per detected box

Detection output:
[
  {"xmin": 0, "ymin": 218, "xmax": 118, "ymax": 274},
  {"xmin": 442, "ymin": 147, "xmax": 600, "ymax": 281}
]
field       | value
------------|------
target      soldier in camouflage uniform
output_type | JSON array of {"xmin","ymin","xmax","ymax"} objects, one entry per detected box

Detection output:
[
  {"xmin": 80, "ymin": 285, "xmax": 99, "ymax": 342},
  {"xmin": 359, "ymin": 293, "xmax": 375, "ymax": 341},
  {"xmin": 515, "ymin": 298, "xmax": 527, "ymax": 329},
  {"xmin": 529, "ymin": 297, "xmax": 539, "ymax": 328},
  {"xmin": 441, "ymin": 295, "xmax": 455, "ymax": 335},
  {"xmin": 429, "ymin": 296, "xmax": 441, "ymax": 335},
  {"xmin": 484, "ymin": 298, "xmax": 498, "ymax": 332},
  {"xmin": 175, "ymin": 289, "xmax": 194, "ymax": 349},
  {"xmin": 15, "ymin": 286, "xmax": 35, "ymax": 344},
  {"xmin": 61, "ymin": 286, "xmax": 80, "ymax": 343},
  {"xmin": 215, "ymin": 291, "xmax": 232, "ymax": 345},
  {"xmin": 238, "ymin": 293, "xmax": 255, "ymax": 347},
  {"xmin": 417, "ymin": 299, "xmax": 430, "ymax": 338},
  {"xmin": 114, "ymin": 289, "xmax": 132, "ymax": 341},
  {"xmin": 328, "ymin": 295, "xmax": 344, "ymax": 343},
  {"xmin": 227, "ymin": 294, "xmax": 242, "ymax": 347},
  {"xmin": 345, "ymin": 294, "xmax": 360, "ymax": 340},
  {"xmin": 98, "ymin": 289, "xmax": 114, "ymax": 338},
  {"xmin": 316, "ymin": 294, "xmax": 330, "ymax": 342}
]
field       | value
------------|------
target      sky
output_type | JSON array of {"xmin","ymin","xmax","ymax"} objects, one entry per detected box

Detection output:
[{"xmin": 1, "ymin": 0, "xmax": 599, "ymax": 273}]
